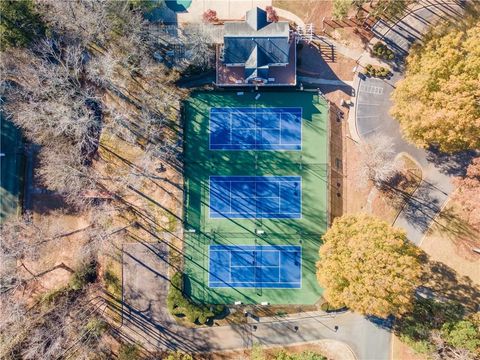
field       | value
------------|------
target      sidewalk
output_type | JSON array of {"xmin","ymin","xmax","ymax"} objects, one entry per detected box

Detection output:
[
  {"xmin": 177, "ymin": 0, "xmax": 271, "ymax": 23},
  {"xmin": 298, "ymin": 76, "xmax": 353, "ymax": 87}
]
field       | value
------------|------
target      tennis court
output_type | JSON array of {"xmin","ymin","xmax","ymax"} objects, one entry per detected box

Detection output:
[
  {"xmin": 209, "ymin": 245, "xmax": 302, "ymax": 288},
  {"xmin": 209, "ymin": 176, "xmax": 301, "ymax": 219},
  {"xmin": 184, "ymin": 91, "xmax": 328, "ymax": 305},
  {"xmin": 209, "ymin": 107, "xmax": 302, "ymax": 151}
]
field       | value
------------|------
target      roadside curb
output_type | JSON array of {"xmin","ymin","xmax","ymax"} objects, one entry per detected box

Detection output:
[{"xmin": 348, "ymin": 74, "xmax": 362, "ymax": 143}]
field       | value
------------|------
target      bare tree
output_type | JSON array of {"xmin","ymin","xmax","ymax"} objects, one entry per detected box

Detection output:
[
  {"xmin": 37, "ymin": 142, "xmax": 100, "ymax": 208},
  {"xmin": 182, "ymin": 24, "xmax": 216, "ymax": 70},
  {"xmin": 3, "ymin": 39, "xmax": 101, "ymax": 153},
  {"xmin": 37, "ymin": 0, "xmax": 111, "ymax": 45},
  {"xmin": 85, "ymin": 48, "xmax": 119, "ymax": 87},
  {"xmin": 0, "ymin": 211, "xmax": 78, "ymax": 292},
  {"xmin": 356, "ymin": 134, "xmax": 398, "ymax": 187},
  {"xmin": 0, "ymin": 294, "xmax": 29, "ymax": 358},
  {"xmin": 430, "ymin": 330, "xmax": 476, "ymax": 360}
]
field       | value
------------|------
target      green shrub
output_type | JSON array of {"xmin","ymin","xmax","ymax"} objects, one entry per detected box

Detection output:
[
  {"xmin": 364, "ymin": 64, "xmax": 392, "ymax": 78},
  {"xmin": 165, "ymin": 350, "xmax": 194, "ymax": 360},
  {"xmin": 103, "ymin": 267, "xmax": 121, "ymax": 296},
  {"xmin": 0, "ymin": 0, "xmax": 45, "ymax": 50},
  {"xmin": 70, "ymin": 261, "xmax": 98, "ymax": 290},
  {"xmin": 167, "ymin": 272, "xmax": 225, "ymax": 325},
  {"xmin": 253, "ymin": 344, "xmax": 327, "ymax": 360},
  {"xmin": 396, "ymin": 298, "xmax": 470, "ymax": 355},
  {"xmin": 83, "ymin": 318, "xmax": 108, "ymax": 344},
  {"xmin": 272, "ymin": 349, "xmax": 327, "ymax": 360},
  {"xmin": 41, "ymin": 286, "xmax": 69, "ymax": 306},
  {"xmin": 372, "ymin": 41, "xmax": 395, "ymax": 60},
  {"xmin": 295, "ymin": 351, "xmax": 327, "ymax": 360},
  {"xmin": 320, "ymin": 301, "xmax": 345, "ymax": 312},
  {"xmin": 399, "ymin": 334, "xmax": 435, "ymax": 354},
  {"xmin": 118, "ymin": 343, "xmax": 140, "ymax": 360},
  {"xmin": 251, "ymin": 343, "xmax": 265, "ymax": 360},
  {"xmin": 441, "ymin": 320, "xmax": 480, "ymax": 352}
]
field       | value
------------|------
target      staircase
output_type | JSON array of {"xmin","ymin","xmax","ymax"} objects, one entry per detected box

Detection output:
[{"xmin": 317, "ymin": 40, "xmax": 335, "ymax": 63}]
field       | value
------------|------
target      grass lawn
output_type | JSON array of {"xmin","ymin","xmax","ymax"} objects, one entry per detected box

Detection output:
[
  {"xmin": 0, "ymin": 113, "xmax": 24, "ymax": 223},
  {"xmin": 183, "ymin": 91, "xmax": 329, "ymax": 305}
]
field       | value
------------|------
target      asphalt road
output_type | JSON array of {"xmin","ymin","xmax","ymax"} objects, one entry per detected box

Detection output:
[{"xmin": 354, "ymin": 1, "xmax": 466, "ymax": 244}]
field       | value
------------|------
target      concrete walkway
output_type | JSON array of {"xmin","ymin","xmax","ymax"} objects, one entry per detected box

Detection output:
[
  {"xmin": 298, "ymin": 76, "xmax": 353, "ymax": 87},
  {"xmin": 175, "ymin": 0, "xmax": 306, "ymax": 26},
  {"xmin": 177, "ymin": 0, "xmax": 271, "ymax": 23},
  {"xmin": 274, "ymin": 6, "xmax": 306, "ymax": 27},
  {"xmin": 351, "ymin": 0, "xmax": 465, "ymax": 244}
]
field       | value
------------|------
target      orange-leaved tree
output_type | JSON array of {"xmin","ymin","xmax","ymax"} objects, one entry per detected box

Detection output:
[
  {"xmin": 317, "ymin": 214, "xmax": 423, "ymax": 318},
  {"xmin": 390, "ymin": 24, "xmax": 480, "ymax": 152}
]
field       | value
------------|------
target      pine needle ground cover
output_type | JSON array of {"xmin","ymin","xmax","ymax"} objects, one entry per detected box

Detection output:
[{"xmin": 183, "ymin": 91, "xmax": 328, "ymax": 304}]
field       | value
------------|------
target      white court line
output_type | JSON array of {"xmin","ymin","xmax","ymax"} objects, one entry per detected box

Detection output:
[
  {"xmin": 359, "ymin": 84, "xmax": 384, "ymax": 95},
  {"xmin": 208, "ymin": 176, "xmax": 302, "ymax": 218},
  {"xmin": 356, "ymin": 102, "xmax": 383, "ymax": 106},
  {"xmin": 356, "ymin": 115, "xmax": 381, "ymax": 118},
  {"xmin": 229, "ymin": 111, "xmax": 233, "ymax": 143},
  {"xmin": 228, "ymin": 181, "xmax": 232, "ymax": 213},
  {"xmin": 230, "ymin": 265, "xmax": 279, "ymax": 268},
  {"xmin": 209, "ymin": 107, "xmax": 302, "ymax": 150},
  {"xmin": 208, "ymin": 246, "xmax": 303, "ymax": 288}
]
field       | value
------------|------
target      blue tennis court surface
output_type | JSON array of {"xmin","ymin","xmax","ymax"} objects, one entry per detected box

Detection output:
[
  {"xmin": 209, "ymin": 176, "xmax": 301, "ymax": 219},
  {"xmin": 209, "ymin": 245, "xmax": 302, "ymax": 288},
  {"xmin": 209, "ymin": 107, "xmax": 302, "ymax": 150}
]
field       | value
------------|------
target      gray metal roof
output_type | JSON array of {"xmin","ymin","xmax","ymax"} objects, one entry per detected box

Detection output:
[
  {"xmin": 224, "ymin": 37, "xmax": 289, "ymax": 65},
  {"xmin": 221, "ymin": 7, "xmax": 291, "ymax": 82},
  {"xmin": 223, "ymin": 7, "xmax": 289, "ymax": 38}
]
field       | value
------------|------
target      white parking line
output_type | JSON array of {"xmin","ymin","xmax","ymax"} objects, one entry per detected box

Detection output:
[
  {"xmin": 359, "ymin": 84, "xmax": 384, "ymax": 95},
  {"xmin": 395, "ymin": 36, "xmax": 410, "ymax": 48},
  {"xmin": 357, "ymin": 102, "xmax": 382, "ymax": 106},
  {"xmin": 357, "ymin": 115, "xmax": 380, "ymax": 119}
]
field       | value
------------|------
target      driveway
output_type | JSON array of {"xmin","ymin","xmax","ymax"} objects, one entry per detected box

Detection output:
[
  {"xmin": 353, "ymin": 1, "xmax": 467, "ymax": 244},
  {"xmin": 121, "ymin": 241, "xmax": 392, "ymax": 358}
]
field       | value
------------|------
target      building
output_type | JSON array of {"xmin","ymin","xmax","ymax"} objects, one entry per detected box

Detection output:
[{"xmin": 216, "ymin": 7, "xmax": 296, "ymax": 87}]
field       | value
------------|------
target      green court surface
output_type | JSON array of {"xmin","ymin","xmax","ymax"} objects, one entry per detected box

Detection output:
[
  {"xmin": 1, "ymin": 114, "xmax": 24, "ymax": 223},
  {"xmin": 183, "ymin": 91, "xmax": 328, "ymax": 305}
]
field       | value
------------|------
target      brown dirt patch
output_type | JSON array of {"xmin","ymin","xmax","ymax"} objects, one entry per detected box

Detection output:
[
  {"xmin": 370, "ymin": 189, "xmax": 397, "ymax": 223},
  {"xmin": 344, "ymin": 133, "xmax": 369, "ymax": 215},
  {"xmin": 328, "ymin": 102, "xmax": 346, "ymax": 222},
  {"xmin": 298, "ymin": 44, "xmax": 356, "ymax": 81},
  {"xmin": 273, "ymin": 0, "xmax": 333, "ymax": 25},
  {"xmin": 273, "ymin": 0, "xmax": 371, "ymax": 52},
  {"xmin": 422, "ymin": 224, "xmax": 480, "ymax": 286},
  {"xmin": 25, "ymin": 212, "xmax": 91, "ymax": 292},
  {"xmin": 391, "ymin": 334, "xmax": 427, "ymax": 360},
  {"xmin": 327, "ymin": 27, "xmax": 370, "ymax": 52},
  {"xmin": 371, "ymin": 154, "xmax": 423, "ymax": 224}
]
